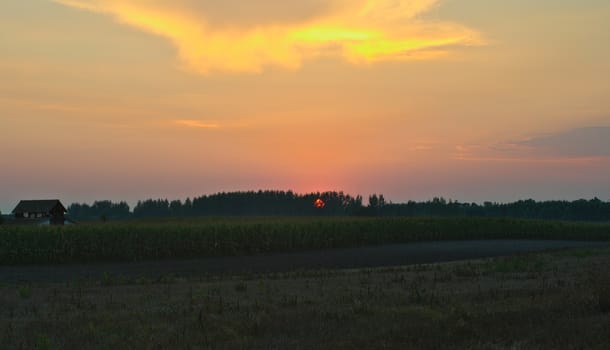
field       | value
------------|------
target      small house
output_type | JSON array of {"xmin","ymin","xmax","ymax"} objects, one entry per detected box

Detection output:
[{"xmin": 11, "ymin": 200, "xmax": 67, "ymax": 225}]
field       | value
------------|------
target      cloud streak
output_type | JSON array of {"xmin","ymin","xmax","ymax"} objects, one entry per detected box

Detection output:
[
  {"xmin": 454, "ymin": 127, "xmax": 610, "ymax": 163},
  {"xmin": 175, "ymin": 119, "xmax": 220, "ymax": 129},
  {"xmin": 518, "ymin": 127, "xmax": 610, "ymax": 158},
  {"xmin": 53, "ymin": 0, "xmax": 482, "ymax": 74}
]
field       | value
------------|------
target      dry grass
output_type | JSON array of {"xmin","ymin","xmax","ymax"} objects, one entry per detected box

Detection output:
[{"xmin": 1, "ymin": 246, "xmax": 609, "ymax": 349}]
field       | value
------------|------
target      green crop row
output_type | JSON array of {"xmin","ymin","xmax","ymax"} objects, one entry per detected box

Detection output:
[{"xmin": 1, "ymin": 216, "xmax": 609, "ymax": 265}]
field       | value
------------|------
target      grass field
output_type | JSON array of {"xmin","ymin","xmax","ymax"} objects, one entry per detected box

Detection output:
[
  {"xmin": 2, "ymin": 216, "xmax": 610, "ymax": 265},
  {"xmin": 1, "ymin": 245, "xmax": 609, "ymax": 349}
]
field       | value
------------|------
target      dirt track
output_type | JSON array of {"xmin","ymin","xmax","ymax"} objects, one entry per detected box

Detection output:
[{"xmin": 1, "ymin": 240, "xmax": 608, "ymax": 284}]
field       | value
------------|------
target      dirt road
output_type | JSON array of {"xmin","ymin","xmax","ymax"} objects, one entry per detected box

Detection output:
[{"xmin": 1, "ymin": 240, "xmax": 607, "ymax": 283}]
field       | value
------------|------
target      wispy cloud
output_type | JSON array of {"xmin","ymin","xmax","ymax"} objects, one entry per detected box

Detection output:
[
  {"xmin": 53, "ymin": 0, "xmax": 483, "ymax": 74},
  {"xmin": 175, "ymin": 119, "xmax": 220, "ymax": 129},
  {"xmin": 408, "ymin": 139, "xmax": 442, "ymax": 151},
  {"xmin": 454, "ymin": 126, "xmax": 610, "ymax": 163},
  {"xmin": 517, "ymin": 127, "xmax": 610, "ymax": 158}
]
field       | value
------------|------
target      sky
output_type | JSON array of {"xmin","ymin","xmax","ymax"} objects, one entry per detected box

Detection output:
[{"xmin": 2, "ymin": 0, "xmax": 610, "ymax": 212}]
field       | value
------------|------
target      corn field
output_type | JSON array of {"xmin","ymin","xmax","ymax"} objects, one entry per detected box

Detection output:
[{"xmin": 1, "ymin": 217, "xmax": 609, "ymax": 265}]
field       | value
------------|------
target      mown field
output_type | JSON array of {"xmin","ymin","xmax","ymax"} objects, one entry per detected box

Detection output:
[
  {"xmin": 1, "ymin": 217, "xmax": 610, "ymax": 265},
  {"xmin": 1, "ymin": 246, "xmax": 609, "ymax": 349}
]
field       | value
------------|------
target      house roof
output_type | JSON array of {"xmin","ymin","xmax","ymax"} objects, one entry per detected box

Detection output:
[{"xmin": 12, "ymin": 200, "xmax": 67, "ymax": 214}]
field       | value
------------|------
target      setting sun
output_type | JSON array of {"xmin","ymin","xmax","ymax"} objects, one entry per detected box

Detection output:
[{"xmin": 314, "ymin": 198, "xmax": 326, "ymax": 209}]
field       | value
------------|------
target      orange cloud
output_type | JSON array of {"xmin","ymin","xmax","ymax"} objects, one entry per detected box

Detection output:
[
  {"xmin": 53, "ymin": 0, "xmax": 483, "ymax": 74},
  {"xmin": 175, "ymin": 119, "xmax": 220, "ymax": 129}
]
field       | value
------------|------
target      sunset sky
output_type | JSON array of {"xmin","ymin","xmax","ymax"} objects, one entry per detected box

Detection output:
[{"xmin": 2, "ymin": 0, "xmax": 610, "ymax": 212}]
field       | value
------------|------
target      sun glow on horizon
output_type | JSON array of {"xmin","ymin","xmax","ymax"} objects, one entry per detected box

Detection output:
[{"xmin": 3, "ymin": 0, "xmax": 610, "ymax": 212}]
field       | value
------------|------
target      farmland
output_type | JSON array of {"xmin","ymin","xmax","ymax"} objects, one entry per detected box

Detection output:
[
  {"xmin": 2, "ymin": 216, "xmax": 609, "ymax": 349},
  {"xmin": 1, "ymin": 216, "xmax": 610, "ymax": 265},
  {"xmin": 1, "ymin": 245, "xmax": 609, "ymax": 349}
]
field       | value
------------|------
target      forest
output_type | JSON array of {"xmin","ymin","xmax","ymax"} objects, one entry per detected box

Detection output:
[{"xmin": 64, "ymin": 190, "xmax": 610, "ymax": 222}]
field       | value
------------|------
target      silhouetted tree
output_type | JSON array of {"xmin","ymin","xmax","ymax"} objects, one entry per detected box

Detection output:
[
  {"xmin": 68, "ymin": 201, "xmax": 131, "ymax": 221},
  {"xmin": 133, "ymin": 199, "xmax": 170, "ymax": 217}
]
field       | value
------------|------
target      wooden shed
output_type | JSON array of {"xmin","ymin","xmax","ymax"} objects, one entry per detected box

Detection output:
[{"xmin": 11, "ymin": 200, "xmax": 67, "ymax": 225}]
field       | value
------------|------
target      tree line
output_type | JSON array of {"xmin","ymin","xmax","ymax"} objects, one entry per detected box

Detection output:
[
  {"xmin": 64, "ymin": 191, "xmax": 610, "ymax": 222},
  {"xmin": 377, "ymin": 197, "xmax": 610, "ymax": 221},
  {"xmin": 67, "ymin": 191, "xmax": 362, "ymax": 220}
]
